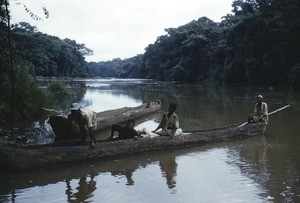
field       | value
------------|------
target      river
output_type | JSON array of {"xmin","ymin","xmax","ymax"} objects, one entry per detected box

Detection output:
[{"xmin": 0, "ymin": 78, "xmax": 299, "ymax": 203}]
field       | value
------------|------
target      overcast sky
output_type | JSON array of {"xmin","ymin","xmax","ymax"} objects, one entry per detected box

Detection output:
[{"xmin": 10, "ymin": 0, "xmax": 233, "ymax": 62}]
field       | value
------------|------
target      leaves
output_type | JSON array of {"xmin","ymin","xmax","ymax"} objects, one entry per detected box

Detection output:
[
  {"xmin": 9, "ymin": 23, "xmax": 92, "ymax": 77},
  {"xmin": 16, "ymin": 1, "xmax": 49, "ymax": 21},
  {"xmin": 87, "ymin": 55, "xmax": 143, "ymax": 78},
  {"xmin": 140, "ymin": 0, "xmax": 300, "ymax": 86}
]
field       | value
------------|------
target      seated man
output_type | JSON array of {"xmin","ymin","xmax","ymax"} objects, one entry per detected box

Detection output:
[
  {"xmin": 109, "ymin": 119, "xmax": 140, "ymax": 141},
  {"xmin": 68, "ymin": 103, "xmax": 97, "ymax": 147},
  {"xmin": 152, "ymin": 103, "xmax": 182, "ymax": 137},
  {"xmin": 248, "ymin": 95, "xmax": 269, "ymax": 124}
]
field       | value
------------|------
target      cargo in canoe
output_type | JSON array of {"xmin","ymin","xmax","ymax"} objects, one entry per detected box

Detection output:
[{"xmin": 0, "ymin": 122, "xmax": 266, "ymax": 171}]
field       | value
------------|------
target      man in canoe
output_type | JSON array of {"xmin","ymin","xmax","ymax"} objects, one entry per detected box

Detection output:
[
  {"xmin": 152, "ymin": 103, "xmax": 183, "ymax": 137},
  {"xmin": 248, "ymin": 95, "xmax": 269, "ymax": 124},
  {"xmin": 109, "ymin": 119, "xmax": 140, "ymax": 141},
  {"xmin": 68, "ymin": 103, "xmax": 97, "ymax": 147}
]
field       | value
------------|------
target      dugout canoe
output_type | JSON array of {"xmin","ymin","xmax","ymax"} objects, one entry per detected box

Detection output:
[
  {"xmin": 48, "ymin": 100, "xmax": 161, "ymax": 142},
  {"xmin": 0, "ymin": 122, "xmax": 266, "ymax": 171}
]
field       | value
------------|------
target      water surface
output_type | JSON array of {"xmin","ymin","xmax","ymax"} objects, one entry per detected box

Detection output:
[{"xmin": 1, "ymin": 79, "xmax": 299, "ymax": 203}]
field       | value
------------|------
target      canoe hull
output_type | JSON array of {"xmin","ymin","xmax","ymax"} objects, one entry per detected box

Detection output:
[{"xmin": 0, "ymin": 122, "xmax": 266, "ymax": 171}]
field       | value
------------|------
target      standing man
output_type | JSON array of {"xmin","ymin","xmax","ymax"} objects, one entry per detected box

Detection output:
[
  {"xmin": 248, "ymin": 95, "xmax": 269, "ymax": 124},
  {"xmin": 152, "ymin": 103, "xmax": 182, "ymax": 137},
  {"xmin": 68, "ymin": 103, "xmax": 97, "ymax": 147}
]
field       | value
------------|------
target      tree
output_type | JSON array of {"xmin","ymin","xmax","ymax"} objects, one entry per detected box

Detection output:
[
  {"xmin": 64, "ymin": 38, "xmax": 93, "ymax": 57},
  {"xmin": 11, "ymin": 22, "xmax": 38, "ymax": 32},
  {"xmin": 87, "ymin": 55, "xmax": 143, "ymax": 78},
  {"xmin": 0, "ymin": 0, "xmax": 48, "ymax": 135},
  {"xmin": 141, "ymin": 17, "xmax": 221, "ymax": 83}
]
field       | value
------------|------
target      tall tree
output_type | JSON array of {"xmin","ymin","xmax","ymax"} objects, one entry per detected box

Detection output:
[{"xmin": 0, "ymin": 0, "xmax": 49, "ymax": 135}]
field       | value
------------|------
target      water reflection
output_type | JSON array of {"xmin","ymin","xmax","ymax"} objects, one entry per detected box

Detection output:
[
  {"xmin": 82, "ymin": 89, "xmax": 142, "ymax": 112},
  {"xmin": 0, "ymin": 146, "xmax": 195, "ymax": 200},
  {"xmin": 1, "ymin": 132, "xmax": 296, "ymax": 202},
  {"xmin": 159, "ymin": 153, "xmax": 177, "ymax": 189},
  {"xmin": 111, "ymin": 168, "xmax": 135, "ymax": 186},
  {"xmin": 0, "ymin": 138, "xmax": 271, "ymax": 202},
  {"xmin": 66, "ymin": 175, "xmax": 97, "ymax": 202}
]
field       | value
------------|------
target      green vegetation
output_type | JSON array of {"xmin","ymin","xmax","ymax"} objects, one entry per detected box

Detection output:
[
  {"xmin": 141, "ymin": 0, "xmax": 300, "ymax": 86},
  {"xmin": 2, "ymin": 0, "xmax": 300, "ymax": 86},
  {"xmin": 0, "ymin": 22, "xmax": 79, "ymax": 127},
  {"xmin": 1, "ymin": 0, "xmax": 300, "ymax": 128},
  {"xmin": 0, "ymin": 54, "xmax": 78, "ymax": 127},
  {"xmin": 0, "ymin": 20, "xmax": 90, "ymax": 127},
  {"xmin": 87, "ymin": 55, "xmax": 143, "ymax": 78},
  {"xmin": 0, "ymin": 1, "xmax": 91, "ymax": 128},
  {"xmin": 45, "ymin": 81, "xmax": 78, "ymax": 111},
  {"xmin": 11, "ymin": 22, "xmax": 92, "ymax": 77}
]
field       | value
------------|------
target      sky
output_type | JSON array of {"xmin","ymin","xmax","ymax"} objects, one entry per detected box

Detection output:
[{"xmin": 10, "ymin": 0, "xmax": 233, "ymax": 62}]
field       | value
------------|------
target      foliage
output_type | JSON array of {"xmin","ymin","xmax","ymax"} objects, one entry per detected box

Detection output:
[
  {"xmin": 0, "ymin": 0, "xmax": 91, "ymax": 127},
  {"xmin": 288, "ymin": 64, "xmax": 300, "ymax": 87},
  {"xmin": 45, "ymin": 81, "xmax": 77, "ymax": 111},
  {"xmin": 0, "ymin": 29, "xmax": 78, "ymax": 126},
  {"xmin": 0, "ymin": 51, "xmax": 48, "ymax": 127},
  {"xmin": 0, "ymin": 55, "xmax": 77, "ymax": 127},
  {"xmin": 3, "ymin": 0, "xmax": 300, "ymax": 87},
  {"xmin": 1, "ymin": 0, "xmax": 300, "ymax": 127},
  {"xmin": 15, "ymin": 0, "xmax": 49, "ymax": 21},
  {"xmin": 0, "ymin": 0, "xmax": 8, "ymax": 26},
  {"xmin": 87, "ymin": 55, "xmax": 143, "ymax": 78},
  {"xmin": 141, "ymin": 17, "xmax": 222, "ymax": 82},
  {"xmin": 140, "ymin": 0, "xmax": 300, "ymax": 87},
  {"xmin": 8, "ymin": 22, "xmax": 92, "ymax": 77},
  {"xmin": 221, "ymin": 0, "xmax": 300, "ymax": 85}
]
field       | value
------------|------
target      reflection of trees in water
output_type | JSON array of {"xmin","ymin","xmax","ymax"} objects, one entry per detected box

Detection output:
[
  {"xmin": 228, "ymin": 135, "xmax": 300, "ymax": 202},
  {"xmin": 262, "ymin": 139, "xmax": 300, "ymax": 202},
  {"xmin": 228, "ymin": 136, "xmax": 271, "ymax": 199},
  {"xmin": 66, "ymin": 174, "xmax": 97, "ymax": 202}
]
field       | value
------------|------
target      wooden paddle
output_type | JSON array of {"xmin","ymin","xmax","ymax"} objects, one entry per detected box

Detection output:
[{"xmin": 238, "ymin": 104, "xmax": 290, "ymax": 128}]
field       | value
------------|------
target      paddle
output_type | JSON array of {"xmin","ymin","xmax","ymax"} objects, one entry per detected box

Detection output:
[{"xmin": 238, "ymin": 104, "xmax": 290, "ymax": 128}]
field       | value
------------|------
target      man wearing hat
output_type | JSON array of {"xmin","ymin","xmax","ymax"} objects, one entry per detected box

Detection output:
[
  {"xmin": 68, "ymin": 103, "xmax": 97, "ymax": 147},
  {"xmin": 248, "ymin": 95, "xmax": 269, "ymax": 124}
]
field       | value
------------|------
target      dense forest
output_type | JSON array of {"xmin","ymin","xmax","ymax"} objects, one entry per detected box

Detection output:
[
  {"xmin": 87, "ymin": 0, "xmax": 300, "ymax": 87},
  {"xmin": 1, "ymin": 0, "xmax": 300, "ymax": 127},
  {"xmin": 2, "ymin": 22, "xmax": 92, "ymax": 77},
  {"xmin": 1, "ymin": 0, "xmax": 300, "ymax": 85},
  {"xmin": 141, "ymin": 0, "xmax": 300, "ymax": 86},
  {"xmin": 87, "ymin": 55, "xmax": 143, "ymax": 78}
]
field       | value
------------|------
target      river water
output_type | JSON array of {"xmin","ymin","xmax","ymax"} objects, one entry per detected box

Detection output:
[{"xmin": 0, "ymin": 78, "xmax": 299, "ymax": 203}]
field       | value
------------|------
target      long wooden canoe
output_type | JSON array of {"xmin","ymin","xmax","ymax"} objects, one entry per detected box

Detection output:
[
  {"xmin": 0, "ymin": 122, "xmax": 266, "ymax": 171},
  {"xmin": 48, "ymin": 100, "xmax": 161, "ymax": 142}
]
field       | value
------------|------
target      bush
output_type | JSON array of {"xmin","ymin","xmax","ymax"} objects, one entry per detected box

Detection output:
[
  {"xmin": 46, "ymin": 81, "xmax": 76, "ymax": 110},
  {"xmin": 0, "ymin": 57, "xmax": 48, "ymax": 127}
]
